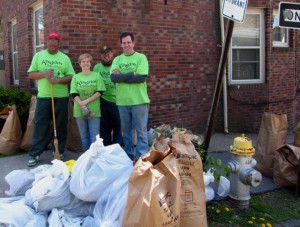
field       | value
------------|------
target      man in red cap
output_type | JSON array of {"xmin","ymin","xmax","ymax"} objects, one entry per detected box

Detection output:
[{"xmin": 27, "ymin": 32, "xmax": 75, "ymax": 167}]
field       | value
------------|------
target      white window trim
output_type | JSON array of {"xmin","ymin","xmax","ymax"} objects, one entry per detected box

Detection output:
[
  {"xmin": 31, "ymin": 1, "xmax": 43, "ymax": 88},
  {"xmin": 11, "ymin": 18, "xmax": 19, "ymax": 85},
  {"xmin": 273, "ymin": 9, "xmax": 289, "ymax": 48},
  {"xmin": 32, "ymin": 1, "xmax": 44, "ymax": 54},
  {"xmin": 229, "ymin": 8, "xmax": 265, "ymax": 85}
]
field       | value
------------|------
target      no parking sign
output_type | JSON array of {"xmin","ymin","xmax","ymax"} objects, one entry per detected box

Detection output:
[{"xmin": 222, "ymin": 0, "xmax": 248, "ymax": 23}]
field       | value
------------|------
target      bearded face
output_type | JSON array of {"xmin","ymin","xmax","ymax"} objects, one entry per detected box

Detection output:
[
  {"xmin": 102, "ymin": 59, "xmax": 113, "ymax": 66},
  {"xmin": 101, "ymin": 52, "xmax": 113, "ymax": 66}
]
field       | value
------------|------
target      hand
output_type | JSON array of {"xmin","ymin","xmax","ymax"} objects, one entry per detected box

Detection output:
[
  {"xmin": 48, "ymin": 77, "xmax": 59, "ymax": 84},
  {"xmin": 112, "ymin": 69, "xmax": 120, "ymax": 74},
  {"xmin": 81, "ymin": 106, "xmax": 90, "ymax": 118},
  {"xmin": 45, "ymin": 68, "xmax": 54, "ymax": 79}
]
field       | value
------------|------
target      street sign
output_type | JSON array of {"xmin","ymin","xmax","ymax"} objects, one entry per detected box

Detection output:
[
  {"xmin": 279, "ymin": 2, "xmax": 300, "ymax": 29},
  {"xmin": 222, "ymin": 0, "xmax": 248, "ymax": 23}
]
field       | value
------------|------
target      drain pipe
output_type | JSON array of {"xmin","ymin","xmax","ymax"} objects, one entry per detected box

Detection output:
[{"xmin": 219, "ymin": 0, "xmax": 229, "ymax": 134}]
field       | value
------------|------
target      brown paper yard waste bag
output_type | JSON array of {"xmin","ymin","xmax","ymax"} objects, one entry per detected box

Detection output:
[
  {"xmin": 273, "ymin": 144, "xmax": 300, "ymax": 186},
  {"xmin": 0, "ymin": 105, "xmax": 23, "ymax": 154},
  {"xmin": 293, "ymin": 120, "xmax": 300, "ymax": 147},
  {"xmin": 254, "ymin": 112, "xmax": 288, "ymax": 177},
  {"xmin": 169, "ymin": 132, "xmax": 207, "ymax": 227},
  {"xmin": 20, "ymin": 95, "xmax": 36, "ymax": 151},
  {"xmin": 122, "ymin": 148, "xmax": 181, "ymax": 227},
  {"xmin": 66, "ymin": 98, "xmax": 82, "ymax": 152},
  {"xmin": 19, "ymin": 97, "xmax": 82, "ymax": 152}
]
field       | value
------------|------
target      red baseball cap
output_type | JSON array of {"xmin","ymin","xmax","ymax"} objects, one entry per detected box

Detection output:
[{"xmin": 47, "ymin": 32, "xmax": 60, "ymax": 40}]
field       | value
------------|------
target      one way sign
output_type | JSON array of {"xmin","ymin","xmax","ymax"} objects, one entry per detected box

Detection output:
[{"xmin": 279, "ymin": 2, "xmax": 300, "ymax": 29}]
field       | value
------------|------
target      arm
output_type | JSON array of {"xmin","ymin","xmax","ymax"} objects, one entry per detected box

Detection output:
[
  {"xmin": 48, "ymin": 75, "xmax": 72, "ymax": 84},
  {"xmin": 111, "ymin": 72, "xmax": 134, "ymax": 83},
  {"xmin": 125, "ymin": 73, "xmax": 147, "ymax": 84},
  {"xmin": 29, "ymin": 68, "xmax": 72, "ymax": 84},
  {"xmin": 28, "ymin": 69, "xmax": 53, "ymax": 80},
  {"xmin": 111, "ymin": 71, "xmax": 146, "ymax": 83},
  {"xmin": 73, "ymin": 92, "xmax": 101, "ymax": 107}
]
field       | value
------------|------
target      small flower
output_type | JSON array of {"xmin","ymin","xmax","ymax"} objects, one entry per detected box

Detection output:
[
  {"xmin": 248, "ymin": 220, "xmax": 254, "ymax": 224},
  {"xmin": 216, "ymin": 209, "xmax": 221, "ymax": 214},
  {"xmin": 252, "ymin": 217, "xmax": 256, "ymax": 220},
  {"xmin": 259, "ymin": 218, "xmax": 265, "ymax": 221},
  {"xmin": 266, "ymin": 223, "xmax": 272, "ymax": 227},
  {"xmin": 225, "ymin": 207, "xmax": 230, "ymax": 212},
  {"xmin": 261, "ymin": 224, "xmax": 266, "ymax": 227}
]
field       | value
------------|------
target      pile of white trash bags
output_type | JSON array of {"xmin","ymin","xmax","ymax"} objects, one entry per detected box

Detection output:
[
  {"xmin": 0, "ymin": 135, "xmax": 133, "ymax": 227},
  {"xmin": 0, "ymin": 134, "xmax": 230, "ymax": 227}
]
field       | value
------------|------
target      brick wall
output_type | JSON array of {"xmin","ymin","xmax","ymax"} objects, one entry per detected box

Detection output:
[{"xmin": 0, "ymin": 0, "xmax": 299, "ymax": 134}]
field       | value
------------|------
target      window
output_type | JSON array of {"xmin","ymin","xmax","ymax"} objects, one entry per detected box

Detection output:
[
  {"xmin": 272, "ymin": 10, "xmax": 288, "ymax": 47},
  {"xmin": 31, "ymin": 1, "xmax": 44, "ymax": 88},
  {"xmin": 11, "ymin": 18, "xmax": 19, "ymax": 85},
  {"xmin": 229, "ymin": 9, "xmax": 265, "ymax": 85},
  {"xmin": 33, "ymin": 2, "xmax": 44, "ymax": 53}
]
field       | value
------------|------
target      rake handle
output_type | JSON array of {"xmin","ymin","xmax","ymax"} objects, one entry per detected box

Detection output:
[{"xmin": 50, "ymin": 84, "xmax": 57, "ymax": 136}]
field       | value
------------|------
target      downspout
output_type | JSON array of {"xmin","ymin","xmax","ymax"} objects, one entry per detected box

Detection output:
[{"xmin": 219, "ymin": 0, "xmax": 229, "ymax": 134}]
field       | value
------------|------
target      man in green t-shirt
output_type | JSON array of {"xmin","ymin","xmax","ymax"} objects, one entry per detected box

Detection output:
[
  {"xmin": 27, "ymin": 32, "xmax": 75, "ymax": 167},
  {"xmin": 111, "ymin": 32, "xmax": 150, "ymax": 161},
  {"xmin": 93, "ymin": 46, "xmax": 122, "ymax": 146}
]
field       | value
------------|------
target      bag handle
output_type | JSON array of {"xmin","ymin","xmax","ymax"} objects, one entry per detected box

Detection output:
[{"xmin": 282, "ymin": 151, "xmax": 298, "ymax": 167}]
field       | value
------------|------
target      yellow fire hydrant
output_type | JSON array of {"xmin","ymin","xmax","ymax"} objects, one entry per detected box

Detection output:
[{"xmin": 227, "ymin": 134, "xmax": 262, "ymax": 209}]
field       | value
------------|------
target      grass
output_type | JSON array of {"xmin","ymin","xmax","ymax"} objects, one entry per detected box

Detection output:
[
  {"xmin": 207, "ymin": 187, "xmax": 300, "ymax": 226},
  {"xmin": 0, "ymin": 151, "xmax": 27, "ymax": 159}
]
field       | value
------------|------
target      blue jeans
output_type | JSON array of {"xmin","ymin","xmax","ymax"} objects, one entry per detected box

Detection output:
[
  {"xmin": 118, "ymin": 104, "xmax": 149, "ymax": 160},
  {"xmin": 100, "ymin": 98, "xmax": 122, "ymax": 146},
  {"xmin": 75, "ymin": 117, "xmax": 100, "ymax": 152}
]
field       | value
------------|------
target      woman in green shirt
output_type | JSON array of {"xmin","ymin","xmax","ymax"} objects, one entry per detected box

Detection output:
[{"xmin": 70, "ymin": 53, "xmax": 106, "ymax": 152}]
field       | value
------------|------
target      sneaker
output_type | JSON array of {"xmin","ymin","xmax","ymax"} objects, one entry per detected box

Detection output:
[
  {"xmin": 52, "ymin": 151, "xmax": 64, "ymax": 161},
  {"xmin": 60, "ymin": 154, "xmax": 65, "ymax": 161},
  {"xmin": 28, "ymin": 156, "xmax": 39, "ymax": 167}
]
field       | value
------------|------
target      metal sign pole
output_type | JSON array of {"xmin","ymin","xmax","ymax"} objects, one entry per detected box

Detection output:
[{"xmin": 203, "ymin": 19, "xmax": 235, "ymax": 152}]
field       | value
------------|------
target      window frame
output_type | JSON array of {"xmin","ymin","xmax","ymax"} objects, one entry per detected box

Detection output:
[
  {"xmin": 32, "ymin": 1, "xmax": 44, "ymax": 54},
  {"xmin": 272, "ymin": 9, "xmax": 289, "ymax": 48},
  {"xmin": 228, "ymin": 8, "xmax": 265, "ymax": 85},
  {"xmin": 11, "ymin": 18, "xmax": 19, "ymax": 85}
]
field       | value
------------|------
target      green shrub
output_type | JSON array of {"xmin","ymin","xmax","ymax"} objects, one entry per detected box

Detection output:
[{"xmin": 0, "ymin": 87, "xmax": 31, "ymax": 133}]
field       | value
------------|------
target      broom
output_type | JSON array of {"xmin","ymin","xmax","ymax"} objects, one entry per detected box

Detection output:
[{"xmin": 51, "ymin": 83, "xmax": 60, "ymax": 160}]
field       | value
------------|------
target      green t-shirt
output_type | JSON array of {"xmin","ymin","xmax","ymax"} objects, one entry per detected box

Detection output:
[
  {"xmin": 27, "ymin": 50, "xmax": 75, "ymax": 98},
  {"xmin": 93, "ymin": 63, "xmax": 116, "ymax": 103},
  {"xmin": 70, "ymin": 71, "xmax": 106, "ymax": 118},
  {"xmin": 110, "ymin": 52, "xmax": 150, "ymax": 106}
]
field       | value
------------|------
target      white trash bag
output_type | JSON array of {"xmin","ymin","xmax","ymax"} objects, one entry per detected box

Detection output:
[
  {"xmin": 48, "ymin": 208, "xmax": 85, "ymax": 227},
  {"xmin": 25, "ymin": 160, "xmax": 71, "ymax": 211},
  {"xmin": 70, "ymin": 135, "xmax": 133, "ymax": 202},
  {"xmin": 24, "ymin": 212, "xmax": 48, "ymax": 227},
  {"xmin": 0, "ymin": 196, "xmax": 35, "ymax": 226},
  {"xmin": 217, "ymin": 176, "xmax": 230, "ymax": 197},
  {"xmin": 205, "ymin": 186, "xmax": 215, "ymax": 202},
  {"xmin": 93, "ymin": 167, "xmax": 133, "ymax": 227},
  {"xmin": 5, "ymin": 169, "xmax": 35, "ymax": 196},
  {"xmin": 204, "ymin": 170, "xmax": 216, "ymax": 201}
]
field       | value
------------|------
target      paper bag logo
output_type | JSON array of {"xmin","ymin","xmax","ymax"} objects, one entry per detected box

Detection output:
[
  {"xmin": 158, "ymin": 192, "xmax": 179, "ymax": 226},
  {"xmin": 185, "ymin": 190, "xmax": 193, "ymax": 203}
]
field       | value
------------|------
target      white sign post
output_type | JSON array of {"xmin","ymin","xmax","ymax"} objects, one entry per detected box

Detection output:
[{"xmin": 222, "ymin": 0, "xmax": 248, "ymax": 23}]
